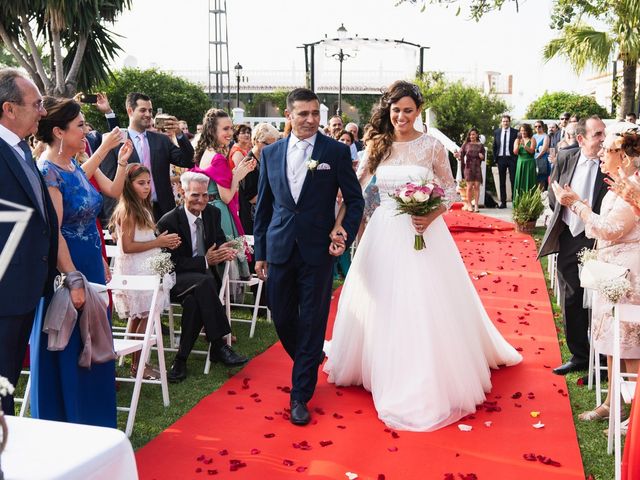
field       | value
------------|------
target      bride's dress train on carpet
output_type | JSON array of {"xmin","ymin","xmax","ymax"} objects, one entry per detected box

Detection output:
[{"xmin": 324, "ymin": 134, "xmax": 522, "ymax": 432}]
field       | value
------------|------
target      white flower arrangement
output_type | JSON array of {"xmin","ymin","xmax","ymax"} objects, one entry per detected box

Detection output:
[
  {"xmin": 307, "ymin": 159, "xmax": 318, "ymax": 171},
  {"xmin": 144, "ymin": 251, "xmax": 175, "ymax": 277},
  {"xmin": 577, "ymin": 247, "xmax": 598, "ymax": 266},
  {"xmin": 0, "ymin": 376, "xmax": 14, "ymax": 398},
  {"xmin": 599, "ymin": 277, "xmax": 632, "ymax": 303}
]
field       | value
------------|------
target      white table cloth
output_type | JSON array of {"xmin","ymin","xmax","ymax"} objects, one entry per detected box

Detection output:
[{"xmin": 2, "ymin": 416, "xmax": 138, "ymax": 480}]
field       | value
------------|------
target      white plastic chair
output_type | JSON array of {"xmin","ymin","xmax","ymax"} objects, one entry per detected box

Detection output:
[
  {"xmin": 108, "ymin": 274, "xmax": 170, "ymax": 437},
  {"xmin": 15, "ymin": 370, "xmax": 31, "ymax": 417},
  {"xmin": 164, "ymin": 262, "xmax": 231, "ymax": 374},
  {"xmin": 607, "ymin": 303, "xmax": 640, "ymax": 480}
]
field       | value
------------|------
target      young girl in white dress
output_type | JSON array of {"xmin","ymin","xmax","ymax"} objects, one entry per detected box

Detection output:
[
  {"xmin": 325, "ymin": 81, "xmax": 522, "ymax": 432},
  {"xmin": 110, "ymin": 164, "xmax": 181, "ymax": 379}
]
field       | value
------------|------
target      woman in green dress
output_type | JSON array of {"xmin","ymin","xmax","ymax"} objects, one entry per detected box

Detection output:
[{"xmin": 512, "ymin": 123, "xmax": 537, "ymax": 201}]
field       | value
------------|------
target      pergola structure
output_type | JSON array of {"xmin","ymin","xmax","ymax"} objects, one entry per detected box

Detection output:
[{"xmin": 299, "ymin": 35, "xmax": 429, "ymax": 94}]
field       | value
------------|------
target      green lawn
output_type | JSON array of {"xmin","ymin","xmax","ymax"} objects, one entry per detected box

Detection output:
[{"xmin": 13, "ymin": 236, "xmax": 616, "ymax": 477}]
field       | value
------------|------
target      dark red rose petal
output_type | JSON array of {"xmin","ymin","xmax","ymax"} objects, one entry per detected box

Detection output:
[
  {"xmin": 218, "ymin": 449, "xmax": 228, "ymax": 456},
  {"xmin": 227, "ymin": 390, "xmax": 237, "ymax": 395},
  {"xmin": 197, "ymin": 455, "xmax": 206, "ymax": 462},
  {"xmin": 314, "ymin": 407, "xmax": 325, "ymax": 415},
  {"xmin": 207, "ymin": 470, "xmax": 218, "ymax": 475},
  {"xmin": 511, "ymin": 392, "xmax": 522, "ymax": 399},
  {"xmin": 264, "ymin": 416, "xmax": 274, "ymax": 420},
  {"xmin": 333, "ymin": 413, "xmax": 344, "ymax": 419},
  {"xmin": 264, "ymin": 433, "xmax": 276, "ymax": 438},
  {"xmin": 319, "ymin": 440, "xmax": 333, "ymax": 447},
  {"xmin": 196, "ymin": 468, "xmax": 202, "ymax": 473},
  {"xmin": 296, "ymin": 466, "xmax": 308, "ymax": 473},
  {"xmin": 283, "ymin": 459, "xmax": 295, "ymax": 466},
  {"xmin": 523, "ymin": 453, "xmax": 537, "ymax": 461},
  {"xmin": 250, "ymin": 448, "xmax": 260, "ymax": 455},
  {"xmin": 388, "ymin": 446, "xmax": 398, "ymax": 452}
]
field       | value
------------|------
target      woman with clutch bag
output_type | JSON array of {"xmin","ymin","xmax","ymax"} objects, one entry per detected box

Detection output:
[{"xmin": 553, "ymin": 125, "xmax": 640, "ymax": 422}]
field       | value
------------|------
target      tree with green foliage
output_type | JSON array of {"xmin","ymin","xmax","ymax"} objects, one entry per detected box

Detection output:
[
  {"xmin": 83, "ymin": 68, "xmax": 210, "ymax": 132},
  {"xmin": 525, "ymin": 91, "xmax": 610, "ymax": 120},
  {"xmin": 244, "ymin": 90, "xmax": 289, "ymax": 117},
  {"xmin": 397, "ymin": 0, "xmax": 520, "ymax": 20},
  {"xmin": 415, "ymin": 72, "xmax": 509, "ymax": 158},
  {"xmin": 0, "ymin": 0, "xmax": 132, "ymax": 97},
  {"xmin": 543, "ymin": 0, "xmax": 640, "ymax": 118}
]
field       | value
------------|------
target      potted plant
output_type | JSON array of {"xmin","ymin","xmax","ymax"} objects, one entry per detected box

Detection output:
[
  {"xmin": 512, "ymin": 186, "xmax": 544, "ymax": 233},
  {"xmin": 457, "ymin": 179, "xmax": 468, "ymax": 203}
]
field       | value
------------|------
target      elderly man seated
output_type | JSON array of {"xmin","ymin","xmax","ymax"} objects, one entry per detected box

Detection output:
[{"xmin": 157, "ymin": 172, "xmax": 247, "ymax": 382}]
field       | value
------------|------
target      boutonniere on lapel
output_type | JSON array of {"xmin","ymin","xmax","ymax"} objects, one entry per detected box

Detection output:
[{"xmin": 307, "ymin": 158, "xmax": 319, "ymax": 172}]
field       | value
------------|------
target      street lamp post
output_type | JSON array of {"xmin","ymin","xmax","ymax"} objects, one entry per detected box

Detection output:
[
  {"xmin": 328, "ymin": 23, "xmax": 352, "ymax": 117},
  {"xmin": 234, "ymin": 62, "xmax": 243, "ymax": 108}
]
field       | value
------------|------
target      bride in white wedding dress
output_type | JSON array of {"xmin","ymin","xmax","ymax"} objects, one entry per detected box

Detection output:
[{"xmin": 324, "ymin": 81, "xmax": 522, "ymax": 432}]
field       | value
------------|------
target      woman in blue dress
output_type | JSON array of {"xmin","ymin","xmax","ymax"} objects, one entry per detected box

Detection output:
[
  {"xmin": 533, "ymin": 121, "xmax": 550, "ymax": 191},
  {"xmin": 30, "ymin": 97, "xmax": 132, "ymax": 427}
]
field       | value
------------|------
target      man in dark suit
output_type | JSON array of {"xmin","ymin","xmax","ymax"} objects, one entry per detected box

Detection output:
[
  {"xmin": 492, "ymin": 114, "xmax": 519, "ymax": 208},
  {"xmin": 254, "ymin": 88, "xmax": 364, "ymax": 426},
  {"xmin": 539, "ymin": 116, "xmax": 607, "ymax": 375},
  {"xmin": 157, "ymin": 171, "xmax": 247, "ymax": 382},
  {"xmin": 0, "ymin": 69, "xmax": 58, "ymax": 414},
  {"xmin": 99, "ymin": 92, "xmax": 194, "ymax": 223}
]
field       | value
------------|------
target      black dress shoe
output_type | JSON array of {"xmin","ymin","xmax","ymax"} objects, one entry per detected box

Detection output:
[
  {"xmin": 552, "ymin": 361, "xmax": 588, "ymax": 375},
  {"xmin": 290, "ymin": 400, "xmax": 310, "ymax": 426},
  {"xmin": 498, "ymin": 204, "xmax": 507, "ymax": 209},
  {"xmin": 167, "ymin": 359, "xmax": 187, "ymax": 383},
  {"xmin": 212, "ymin": 344, "xmax": 248, "ymax": 367}
]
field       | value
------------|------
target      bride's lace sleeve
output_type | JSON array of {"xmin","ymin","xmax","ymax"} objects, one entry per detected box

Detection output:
[
  {"xmin": 431, "ymin": 139, "xmax": 457, "ymax": 209},
  {"xmin": 579, "ymin": 196, "xmax": 637, "ymax": 241}
]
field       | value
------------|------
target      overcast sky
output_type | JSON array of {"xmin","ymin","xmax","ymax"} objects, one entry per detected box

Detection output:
[{"xmin": 110, "ymin": 0, "xmax": 596, "ymax": 115}]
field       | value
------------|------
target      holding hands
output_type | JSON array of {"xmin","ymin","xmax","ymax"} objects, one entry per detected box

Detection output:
[
  {"xmin": 605, "ymin": 168, "xmax": 640, "ymax": 215},
  {"xmin": 329, "ymin": 225, "xmax": 347, "ymax": 257}
]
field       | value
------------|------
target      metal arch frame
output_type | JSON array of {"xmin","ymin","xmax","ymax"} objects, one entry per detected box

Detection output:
[{"xmin": 299, "ymin": 37, "xmax": 430, "ymax": 93}]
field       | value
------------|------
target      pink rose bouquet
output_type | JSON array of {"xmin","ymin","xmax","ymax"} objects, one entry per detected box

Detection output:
[{"xmin": 389, "ymin": 181, "xmax": 446, "ymax": 250}]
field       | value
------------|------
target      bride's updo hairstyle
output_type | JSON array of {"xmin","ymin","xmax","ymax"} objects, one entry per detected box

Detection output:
[
  {"xmin": 194, "ymin": 108, "xmax": 230, "ymax": 165},
  {"xmin": 366, "ymin": 80, "xmax": 424, "ymax": 174}
]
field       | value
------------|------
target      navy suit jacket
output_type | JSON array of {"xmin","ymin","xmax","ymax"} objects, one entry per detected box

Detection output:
[
  {"xmin": 492, "ymin": 127, "xmax": 519, "ymax": 163},
  {"xmin": 0, "ymin": 137, "xmax": 58, "ymax": 316},
  {"xmin": 86, "ymin": 114, "xmax": 120, "ymax": 153},
  {"xmin": 254, "ymin": 132, "xmax": 364, "ymax": 266},
  {"xmin": 99, "ymin": 131, "xmax": 194, "ymax": 223}
]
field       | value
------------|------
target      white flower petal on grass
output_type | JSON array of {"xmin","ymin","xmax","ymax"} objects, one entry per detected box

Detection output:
[{"xmin": 458, "ymin": 424, "xmax": 473, "ymax": 432}]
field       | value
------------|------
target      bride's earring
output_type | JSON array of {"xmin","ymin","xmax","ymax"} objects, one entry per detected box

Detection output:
[{"xmin": 58, "ymin": 137, "xmax": 64, "ymax": 156}]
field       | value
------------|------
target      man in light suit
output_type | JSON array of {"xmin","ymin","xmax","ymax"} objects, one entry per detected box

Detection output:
[
  {"xmin": 99, "ymin": 92, "xmax": 194, "ymax": 223},
  {"xmin": 0, "ymin": 69, "xmax": 58, "ymax": 414},
  {"xmin": 539, "ymin": 116, "xmax": 607, "ymax": 375},
  {"xmin": 492, "ymin": 114, "xmax": 519, "ymax": 208},
  {"xmin": 254, "ymin": 88, "xmax": 364, "ymax": 426}
]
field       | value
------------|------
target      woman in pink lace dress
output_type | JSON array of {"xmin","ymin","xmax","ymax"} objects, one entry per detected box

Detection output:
[{"xmin": 554, "ymin": 126, "xmax": 640, "ymax": 422}]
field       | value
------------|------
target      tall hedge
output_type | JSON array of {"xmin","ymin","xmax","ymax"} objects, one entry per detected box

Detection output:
[{"xmin": 525, "ymin": 91, "xmax": 610, "ymax": 120}]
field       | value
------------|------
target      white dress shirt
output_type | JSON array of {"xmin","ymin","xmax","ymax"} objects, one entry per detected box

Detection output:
[
  {"xmin": 0, "ymin": 123, "xmax": 27, "ymax": 161},
  {"xmin": 184, "ymin": 207, "xmax": 203, "ymax": 258},
  {"xmin": 562, "ymin": 152, "xmax": 598, "ymax": 236},
  {"xmin": 500, "ymin": 128, "xmax": 511, "ymax": 157},
  {"xmin": 287, "ymin": 132, "xmax": 317, "ymax": 203}
]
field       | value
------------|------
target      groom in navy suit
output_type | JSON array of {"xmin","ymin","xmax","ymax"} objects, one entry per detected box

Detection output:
[{"xmin": 254, "ymin": 88, "xmax": 364, "ymax": 425}]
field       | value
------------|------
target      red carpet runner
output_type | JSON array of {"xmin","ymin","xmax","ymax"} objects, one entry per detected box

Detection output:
[{"xmin": 136, "ymin": 209, "xmax": 585, "ymax": 479}]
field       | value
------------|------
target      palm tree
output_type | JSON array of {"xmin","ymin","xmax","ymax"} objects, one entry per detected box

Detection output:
[
  {"xmin": 0, "ymin": 0, "xmax": 132, "ymax": 97},
  {"xmin": 543, "ymin": 0, "xmax": 640, "ymax": 118}
]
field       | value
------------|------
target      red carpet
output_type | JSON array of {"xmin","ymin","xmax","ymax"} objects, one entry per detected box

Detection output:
[{"xmin": 136, "ymin": 210, "xmax": 584, "ymax": 479}]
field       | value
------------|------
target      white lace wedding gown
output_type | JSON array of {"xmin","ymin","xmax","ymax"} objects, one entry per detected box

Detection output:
[{"xmin": 323, "ymin": 134, "xmax": 522, "ymax": 432}]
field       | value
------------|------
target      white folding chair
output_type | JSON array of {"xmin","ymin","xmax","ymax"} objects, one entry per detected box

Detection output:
[
  {"xmin": 102, "ymin": 228, "xmax": 113, "ymax": 242},
  {"xmin": 164, "ymin": 262, "xmax": 231, "ymax": 374},
  {"xmin": 105, "ymin": 244, "xmax": 119, "ymax": 271},
  {"xmin": 108, "ymin": 274, "xmax": 170, "ymax": 437},
  {"xmin": 607, "ymin": 303, "xmax": 640, "ymax": 480},
  {"xmin": 15, "ymin": 370, "xmax": 31, "ymax": 417}
]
